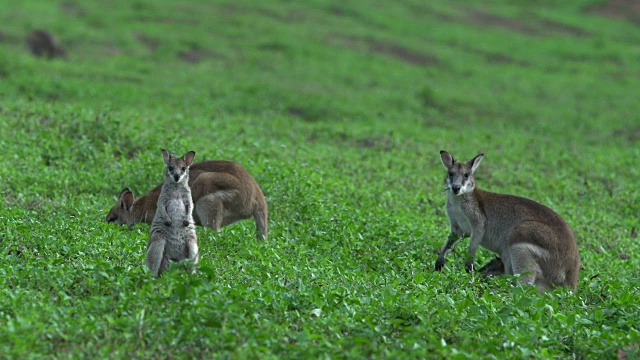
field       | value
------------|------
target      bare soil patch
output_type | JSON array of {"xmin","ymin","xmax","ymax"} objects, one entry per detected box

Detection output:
[
  {"xmin": 587, "ymin": 0, "xmax": 640, "ymax": 22},
  {"xmin": 327, "ymin": 34, "xmax": 438, "ymax": 67},
  {"xmin": 466, "ymin": 10, "xmax": 589, "ymax": 37},
  {"xmin": 178, "ymin": 48, "xmax": 216, "ymax": 64}
]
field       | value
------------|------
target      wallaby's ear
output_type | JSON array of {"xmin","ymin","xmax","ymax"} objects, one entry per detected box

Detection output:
[
  {"xmin": 119, "ymin": 189, "xmax": 134, "ymax": 211},
  {"xmin": 440, "ymin": 150, "xmax": 454, "ymax": 169},
  {"xmin": 183, "ymin": 151, "xmax": 196, "ymax": 166},
  {"xmin": 469, "ymin": 153, "xmax": 484, "ymax": 173},
  {"xmin": 161, "ymin": 149, "xmax": 171, "ymax": 165}
]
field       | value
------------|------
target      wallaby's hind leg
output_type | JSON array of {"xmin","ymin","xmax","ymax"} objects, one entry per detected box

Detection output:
[
  {"xmin": 509, "ymin": 243, "xmax": 550, "ymax": 292},
  {"xmin": 185, "ymin": 231, "xmax": 199, "ymax": 274},
  {"xmin": 147, "ymin": 233, "xmax": 169, "ymax": 277},
  {"xmin": 253, "ymin": 193, "xmax": 269, "ymax": 240},
  {"xmin": 195, "ymin": 195, "xmax": 224, "ymax": 233}
]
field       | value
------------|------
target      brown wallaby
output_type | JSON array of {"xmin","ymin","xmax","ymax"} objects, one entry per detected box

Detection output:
[
  {"xmin": 106, "ymin": 160, "xmax": 269, "ymax": 240},
  {"xmin": 27, "ymin": 30, "xmax": 66, "ymax": 58},
  {"xmin": 147, "ymin": 149, "xmax": 198, "ymax": 277},
  {"xmin": 434, "ymin": 151, "xmax": 580, "ymax": 292}
]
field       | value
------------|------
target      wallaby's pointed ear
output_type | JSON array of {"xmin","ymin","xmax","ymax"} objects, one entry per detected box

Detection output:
[
  {"xmin": 119, "ymin": 189, "xmax": 134, "ymax": 211},
  {"xmin": 440, "ymin": 150, "xmax": 454, "ymax": 169},
  {"xmin": 183, "ymin": 151, "xmax": 196, "ymax": 166},
  {"xmin": 469, "ymin": 153, "xmax": 484, "ymax": 173},
  {"xmin": 161, "ymin": 149, "xmax": 171, "ymax": 165}
]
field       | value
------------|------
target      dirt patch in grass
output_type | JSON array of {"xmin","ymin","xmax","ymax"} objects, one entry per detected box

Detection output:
[
  {"xmin": 587, "ymin": 0, "xmax": 640, "ymax": 22},
  {"xmin": 353, "ymin": 136, "xmax": 395, "ymax": 152},
  {"xmin": 257, "ymin": 7, "xmax": 309, "ymax": 23},
  {"xmin": 328, "ymin": 34, "xmax": 438, "ymax": 67},
  {"xmin": 466, "ymin": 10, "xmax": 589, "ymax": 37},
  {"xmin": 287, "ymin": 106, "xmax": 328, "ymax": 122},
  {"xmin": 178, "ymin": 48, "xmax": 217, "ymax": 64},
  {"xmin": 612, "ymin": 126, "xmax": 640, "ymax": 142},
  {"xmin": 368, "ymin": 39, "xmax": 439, "ymax": 66},
  {"xmin": 135, "ymin": 32, "xmax": 161, "ymax": 52},
  {"xmin": 468, "ymin": 11, "xmax": 540, "ymax": 35},
  {"xmin": 60, "ymin": 1, "xmax": 86, "ymax": 17}
]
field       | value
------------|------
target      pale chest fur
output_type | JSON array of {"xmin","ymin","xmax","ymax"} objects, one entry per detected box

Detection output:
[{"xmin": 446, "ymin": 193, "xmax": 476, "ymax": 236}]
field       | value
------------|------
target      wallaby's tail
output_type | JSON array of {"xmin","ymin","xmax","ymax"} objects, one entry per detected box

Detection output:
[
  {"xmin": 253, "ymin": 189, "xmax": 269, "ymax": 240},
  {"xmin": 147, "ymin": 232, "xmax": 168, "ymax": 277},
  {"xmin": 566, "ymin": 257, "xmax": 580, "ymax": 293}
]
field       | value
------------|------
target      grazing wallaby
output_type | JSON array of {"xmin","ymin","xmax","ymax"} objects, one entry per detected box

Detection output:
[
  {"xmin": 27, "ymin": 30, "xmax": 66, "ymax": 58},
  {"xmin": 147, "ymin": 149, "xmax": 199, "ymax": 277},
  {"xmin": 106, "ymin": 160, "xmax": 269, "ymax": 240},
  {"xmin": 434, "ymin": 151, "xmax": 580, "ymax": 292}
]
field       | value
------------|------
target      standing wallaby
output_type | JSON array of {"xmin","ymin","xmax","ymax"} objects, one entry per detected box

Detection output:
[
  {"xmin": 106, "ymin": 160, "xmax": 269, "ymax": 240},
  {"xmin": 434, "ymin": 151, "xmax": 580, "ymax": 292},
  {"xmin": 27, "ymin": 30, "xmax": 66, "ymax": 58},
  {"xmin": 147, "ymin": 149, "xmax": 199, "ymax": 277}
]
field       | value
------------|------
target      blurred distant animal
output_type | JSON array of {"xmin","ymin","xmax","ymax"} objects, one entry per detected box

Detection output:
[{"xmin": 27, "ymin": 30, "xmax": 65, "ymax": 58}]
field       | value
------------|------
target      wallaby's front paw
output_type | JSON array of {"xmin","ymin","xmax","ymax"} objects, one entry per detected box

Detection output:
[
  {"xmin": 465, "ymin": 260, "xmax": 475, "ymax": 273},
  {"xmin": 435, "ymin": 257, "xmax": 446, "ymax": 271},
  {"xmin": 182, "ymin": 220, "xmax": 189, "ymax": 227},
  {"xmin": 164, "ymin": 221, "xmax": 172, "ymax": 227}
]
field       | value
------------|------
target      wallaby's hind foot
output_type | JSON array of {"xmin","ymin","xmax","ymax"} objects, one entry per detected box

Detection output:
[
  {"xmin": 478, "ymin": 257, "xmax": 505, "ymax": 277},
  {"xmin": 147, "ymin": 233, "xmax": 168, "ymax": 277}
]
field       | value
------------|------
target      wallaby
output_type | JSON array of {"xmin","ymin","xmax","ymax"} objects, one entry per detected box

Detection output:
[
  {"xmin": 434, "ymin": 151, "xmax": 580, "ymax": 292},
  {"xmin": 147, "ymin": 149, "xmax": 199, "ymax": 277},
  {"xmin": 27, "ymin": 30, "xmax": 66, "ymax": 58},
  {"xmin": 106, "ymin": 160, "xmax": 269, "ymax": 240}
]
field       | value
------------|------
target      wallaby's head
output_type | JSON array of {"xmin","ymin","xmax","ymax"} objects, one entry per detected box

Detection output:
[
  {"xmin": 162, "ymin": 149, "xmax": 196, "ymax": 184},
  {"xmin": 440, "ymin": 150, "xmax": 483, "ymax": 196},
  {"xmin": 106, "ymin": 188, "xmax": 135, "ymax": 224}
]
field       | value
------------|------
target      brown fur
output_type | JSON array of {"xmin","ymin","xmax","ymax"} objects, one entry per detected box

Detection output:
[
  {"xmin": 435, "ymin": 151, "xmax": 580, "ymax": 292},
  {"xmin": 106, "ymin": 160, "xmax": 268, "ymax": 240}
]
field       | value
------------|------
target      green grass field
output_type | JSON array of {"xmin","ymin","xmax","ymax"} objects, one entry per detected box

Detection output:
[{"xmin": 1, "ymin": 0, "xmax": 639, "ymax": 358}]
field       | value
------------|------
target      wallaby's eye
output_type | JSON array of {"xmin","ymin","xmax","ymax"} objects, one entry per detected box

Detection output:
[
  {"xmin": 168, "ymin": 166, "xmax": 174, "ymax": 172},
  {"xmin": 448, "ymin": 172, "xmax": 454, "ymax": 177},
  {"xmin": 464, "ymin": 173, "xmax": 470, "ymax": 179},
  {"xmin": 181, "ymin": 167, "xmax": 186, "ymax": 172}
]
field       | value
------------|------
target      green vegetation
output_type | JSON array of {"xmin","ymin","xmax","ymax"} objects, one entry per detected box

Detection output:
[{"xmin": 1, "ymin": 0, "xmax": 639, "ymax": 358}]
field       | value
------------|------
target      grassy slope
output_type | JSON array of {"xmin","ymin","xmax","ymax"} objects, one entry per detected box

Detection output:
[{"xmin": 0, "ymin": 0, "xmax": 639, "ymax": 358}]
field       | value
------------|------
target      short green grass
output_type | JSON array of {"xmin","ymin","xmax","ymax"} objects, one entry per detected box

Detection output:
[{"xmin": 1, "ymin": 0, "xmax": 639, "ymax": 358}]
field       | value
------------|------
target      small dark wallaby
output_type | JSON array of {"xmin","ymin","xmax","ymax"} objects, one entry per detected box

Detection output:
[
  {"xmin": 146, "ymin": 149, "xmax": 199, "ymax": 277},
  {"xmin": 27, "ymin": 30, "xmax": 66, "ymax": 58},
  {"xmin": 106, "ymin": 160, "xmax": 269, "ymax": 240},
  {"xmin": 434, "ymin": 151, "xmax": 580, "ymax": 293}
]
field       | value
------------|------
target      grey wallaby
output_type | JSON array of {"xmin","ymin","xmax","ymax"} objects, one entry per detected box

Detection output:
[
  {"xmin": 106, "ymin": 160, "xmax": 268, "ymax": 240},
  {"xmin": 146, "ymin": 149, "xmax": 199, "ymax": 277},
  {"xmin": 434, "ymin": 151, "xmax": 580, "ymax": 292}
]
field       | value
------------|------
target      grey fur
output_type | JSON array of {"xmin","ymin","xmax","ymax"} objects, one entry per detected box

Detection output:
[
  {"xmin": 147, "ymin": 149, "xmax": 199, "ymax": 277},
  {"xmin": 435, "ymin": 151, "xmax": 580, "ymax": 293}
]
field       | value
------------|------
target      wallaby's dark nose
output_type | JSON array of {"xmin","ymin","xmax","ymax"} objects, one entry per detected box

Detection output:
[
  {"xmin": 451, "ymin": 185, "xmax": 461, "ymax": 194},
  {"xmin": 174, "ymin": 174, "xmax": 180, "ymax": 182}
]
